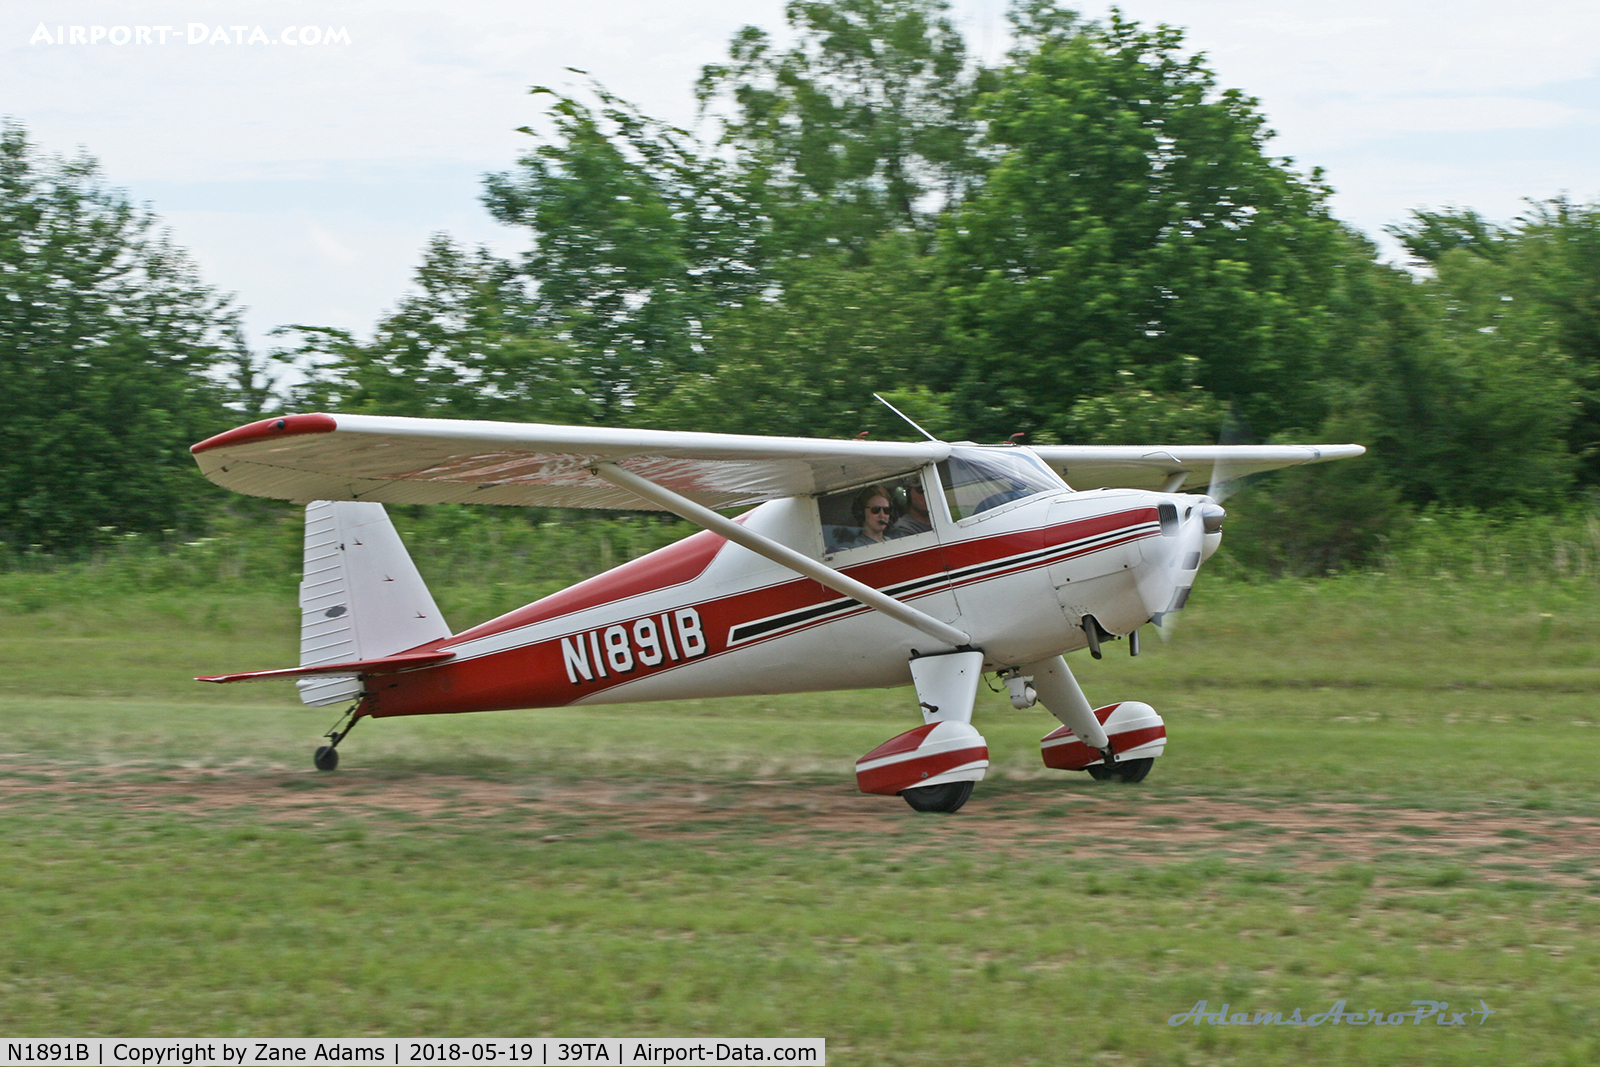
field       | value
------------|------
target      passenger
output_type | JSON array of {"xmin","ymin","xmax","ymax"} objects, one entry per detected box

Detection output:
[{"xmin": 888, "ymin": 480, "xmax": 932, "ymax": 538}]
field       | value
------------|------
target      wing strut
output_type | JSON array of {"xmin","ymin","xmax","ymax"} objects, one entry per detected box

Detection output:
[{"xmin": 590, "ymin": 462, "xmax": 972, "ymax": 651}]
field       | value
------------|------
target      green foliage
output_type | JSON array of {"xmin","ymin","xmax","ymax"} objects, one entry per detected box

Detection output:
[
  {"xmin": 1509, "ymin": 198, "xmax": 1600, "ymax": 483},
  {"xmin": 1378, "ymin": 506, "xmax": 1600, "ymax": 582},
  {"xmin": 698, "ymin": 0, "xmax": 991, "ymax": 256},
  {"xmin": 0, "ymin": 504, "xmax": 690, "ymax": 623},
  {"xmin": 1218, "ymin": 441, "xmax": 1412, "ymax": 577},
  {"xmin": 1385, "ymin": 206, "xmax": 1506, "ymax": 264},
  {"xmin": 1382, "ymin": 197, "xmax": 1600, "ymax": 493},
  {"xmin": 277, "ymin": 236, "xmax": 597, "ymax": 423},
  {"xmin": 1056, "ymin": 360, "xmax": 1226, "ymax": 445},
  {"xmin": 1341, "ymin": 246, "xmax": 1578, "ymax": 511},
  {"xmin": 939, "ymin": 7, "xmax": 1345, "ymax": 443},
  {"xmin": 0, "ymin": 124, "xmax": 242, "ymax": 552},
  {"xmin": 481, "ymin": 85, "xmax": 767, "ymax": 420},
  {"xmin": 0, "ymin": 507, "xmax": 303, "ymax": 611},
  {"xmin": 650, "ymin": 235, "xmax": 946, "ymax": 438}
]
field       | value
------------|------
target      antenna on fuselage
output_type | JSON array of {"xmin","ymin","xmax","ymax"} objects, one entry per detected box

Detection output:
[{"xmin": 872, "ymin": 392, "xmax": 939, "ymax": 442}]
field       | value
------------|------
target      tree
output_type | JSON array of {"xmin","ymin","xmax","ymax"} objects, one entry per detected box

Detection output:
[
  {"xmin": 938, "ymin": 7, "xmax": 1346, "ymax": 444},
  {"xmin": 1221, "ymin": 413, "xmax": 1411, "ymax": 576},
  {"xmin": 281, "ymin": 235, "xmax": 597, "ymax": 424},
  {"xmin": 1327, "ymin": 247, "xmax": 1577, "ymax": 511},
  {"xmin": 481, "ymin": 85, "xmax": 766, "ymax": 422},
  {"xmin": 1385, "ymin": 207, "xmax": 1505, "ymax": 265},
  {"xmin": 0, "ymin": 124, "xmax": 237, "ymax": 552},
  {"xmin": 698, "ymin": 0, "xmax": 991, "ymax": 258},
  {"xmin": 1385, "ymin": 198, "xmax": 1595, "ymax": 495},
  {"xmin": 650, "ymin": 235, "xmax": 947, "ymax": 438},
  {"xmin": 1509, "ymin": 198, "xmax": 1600, "ymax": 485}
]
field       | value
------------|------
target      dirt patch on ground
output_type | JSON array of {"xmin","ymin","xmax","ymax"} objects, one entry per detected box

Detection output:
[{"xmin": 2, "ymin": 759, "xmax": 1596, "ymax": 887}]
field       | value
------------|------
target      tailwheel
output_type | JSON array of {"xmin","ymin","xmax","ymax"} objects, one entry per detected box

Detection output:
[
  {"xmin": 313, "ymin": 701, "xmax": 363, "ymax": 772},
  {"xmin": 1087, "ymin": 757, "xmax": 1154, "ymax": 783},
  {"xmin": 900, "ymin": 780, "xmax": 975, "ymax": 813}
]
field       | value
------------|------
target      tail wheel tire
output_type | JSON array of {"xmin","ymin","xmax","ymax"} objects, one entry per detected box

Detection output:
[
  {"xmin": 313, "ymin": 745, "xmax": 340, "ymax": 772},
  {"xmin": 900, "ymin": 780, "xmax": 974, "ymax": 813}
]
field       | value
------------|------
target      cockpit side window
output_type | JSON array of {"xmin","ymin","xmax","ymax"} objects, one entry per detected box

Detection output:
[
  {"xmin": 816, "ymin": 470, "xmax": 936, "ymax": 555},
  {"xmin": 936, "ymin": 448, "xmax": 1067, "ymax": 521}
]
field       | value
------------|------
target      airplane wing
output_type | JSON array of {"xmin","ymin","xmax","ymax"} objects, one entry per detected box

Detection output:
[
  {"xmin": 191, "ymin": 413, "xmax": 948, "ymax": 511},
  {"xmin": 1030, "ymin": 443, "xmax": 1366, "ymax": 493}
]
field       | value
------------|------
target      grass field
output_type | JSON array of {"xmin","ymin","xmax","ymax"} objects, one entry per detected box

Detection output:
[{"xmin": 2, "ymin": 572, "xmax": 1598, "ymax": 1064}]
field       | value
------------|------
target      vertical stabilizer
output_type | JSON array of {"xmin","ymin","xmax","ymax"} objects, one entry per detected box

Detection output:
[{"xmin": 297, "ymin": 501, "xmax": 451, "ymax": 706}]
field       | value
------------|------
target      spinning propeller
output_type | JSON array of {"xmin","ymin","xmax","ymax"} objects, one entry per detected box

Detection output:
[
  {"xmin": 1144, "ymin": 498, "xmax": 1221, "ymax": 637},
  {"xmin": 1147, "ymin": 413, "xmax": 1250, "ymax": 637}
]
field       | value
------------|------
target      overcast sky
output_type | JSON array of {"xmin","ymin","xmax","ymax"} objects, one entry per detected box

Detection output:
[{"xmin": 6, "ymin": 0, "xmax": 1598, "ymax": 355}]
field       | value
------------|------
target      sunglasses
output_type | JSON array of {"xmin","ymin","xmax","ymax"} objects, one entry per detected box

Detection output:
[{"xmin": 866, "ymin": 506, "xmax": 892, "ymax": 515}]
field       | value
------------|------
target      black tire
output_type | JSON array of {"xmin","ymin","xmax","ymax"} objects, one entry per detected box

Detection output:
[
  {"xmin": 1085, "ymin": 758, "xmax": 1154, "ymax": 783},
  {"xmin": 313, "ymin": 745, "xmax": 340, "ymax": 772},
  {"xmin": 900, "ymin": 780, "xmax": 975, "ymax": 813},
  {"xmin": 1114, "ymin": 757, "xmax": 1153, "ymax": 783}
]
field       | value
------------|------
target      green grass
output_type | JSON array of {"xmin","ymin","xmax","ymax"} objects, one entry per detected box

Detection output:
[{"xmin": 1, "ymin": 574, "xmax": 1598, "ymax": 1062}]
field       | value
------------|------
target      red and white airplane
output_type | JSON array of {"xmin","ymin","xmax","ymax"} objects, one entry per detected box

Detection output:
[{"xmin": 191, "ymin": 411, "xmax": 1361, "ymax": 812}]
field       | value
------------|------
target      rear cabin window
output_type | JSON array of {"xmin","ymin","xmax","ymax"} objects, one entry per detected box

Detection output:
[
  {"xmin": 818, "ymin": 473, "xmax": 933, "ymax": 555},
  {"xmin": 936, "ymin": 448, "xmax": 1066, "ymax": 521}
]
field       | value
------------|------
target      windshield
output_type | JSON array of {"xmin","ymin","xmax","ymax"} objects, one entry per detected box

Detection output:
[{"xmin": 937, "ymin": 448, "xmax": 1067, "ymax": 521}]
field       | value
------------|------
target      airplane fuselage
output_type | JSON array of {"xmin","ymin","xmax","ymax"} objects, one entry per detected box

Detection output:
[{"xmin": 356, "ymin": 476, "xmax": 1206, "ymax": 721}]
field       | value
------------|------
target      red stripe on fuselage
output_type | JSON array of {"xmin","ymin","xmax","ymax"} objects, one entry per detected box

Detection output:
[
  {"xmin": 365, "ymin": 506, "xmax": 1159, "ymax": 718},
  {"xmin": 449, "ymin": 527, "xmax": 728, "ymax": 643}
]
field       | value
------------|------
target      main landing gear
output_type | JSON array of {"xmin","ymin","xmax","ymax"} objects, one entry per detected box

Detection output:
[
  {"xmin": 313, "ymin": 702, "xmax": 364, "ymax": 772},
  {"xmin": 853, "ymin": 651, "xmax": 1167, "ymax": 813}
]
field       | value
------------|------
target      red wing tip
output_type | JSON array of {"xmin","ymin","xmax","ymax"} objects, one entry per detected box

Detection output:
[{"xmin": 191, "ymin": 413, "xmax": 338, "ymax": 455}]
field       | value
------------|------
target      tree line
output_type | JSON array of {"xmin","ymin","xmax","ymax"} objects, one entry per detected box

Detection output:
[{"xmin": 3, "ymin": 0, "xmax": 1597, "ymax": 572}]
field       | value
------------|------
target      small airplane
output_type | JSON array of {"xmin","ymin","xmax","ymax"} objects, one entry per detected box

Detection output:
[{"xmin": 191, "ymin": 407, "xmax": 1362, "ymax": 812}]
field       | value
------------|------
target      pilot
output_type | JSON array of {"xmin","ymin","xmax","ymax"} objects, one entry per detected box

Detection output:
[
  {"xmin": 888, "ymin": 480, "xmax": 932, "ymax": 538},
  {"xmin": 837, "ymin": 484, "xmax": 894, "ymax": 549}
]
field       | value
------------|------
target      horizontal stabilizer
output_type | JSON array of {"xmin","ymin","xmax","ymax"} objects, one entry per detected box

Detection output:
[{"xmin": 196, "ymin": 650, "xmax": 454, "ymax": 685}]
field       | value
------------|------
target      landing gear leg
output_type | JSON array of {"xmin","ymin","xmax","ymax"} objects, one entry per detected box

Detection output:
[
  {"xmin": 855, "ymin": 650, "xmax": 990, "ymax": 813},
  {"xmin": 313, "ymin": 702, "xmax": 364, "ymax": 772},
  {"xmin": 1026, "ymin": 656, "xmax": 1112, "ymax": 755},
  {"xmin": 901, "ymin": 650, "xmax": 987, "ymax": 813}
]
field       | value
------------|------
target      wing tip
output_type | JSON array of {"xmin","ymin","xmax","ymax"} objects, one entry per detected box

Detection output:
[{"xmin": 192, "ymin": 413, "xmax": 338, "ymax": 455}]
